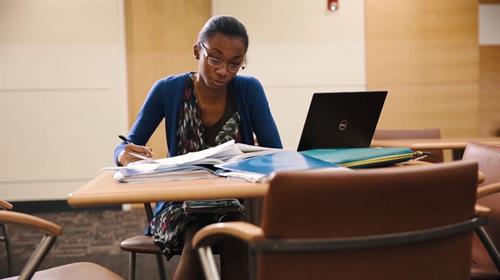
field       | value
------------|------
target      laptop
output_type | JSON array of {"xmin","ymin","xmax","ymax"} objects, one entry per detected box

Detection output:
[{"xmin": 297, "ymin": 91, "xmax": 387, "ymax": 151}]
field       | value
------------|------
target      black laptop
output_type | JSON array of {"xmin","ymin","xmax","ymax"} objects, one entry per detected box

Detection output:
[{"xmin": 297, "ymin": 91, "xmax": 387, "ymax": 151}]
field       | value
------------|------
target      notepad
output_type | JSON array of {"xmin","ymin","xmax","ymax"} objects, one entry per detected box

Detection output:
[{"xmin": 300, "ymin": 147, "xmax": 416, "ymax": 168}]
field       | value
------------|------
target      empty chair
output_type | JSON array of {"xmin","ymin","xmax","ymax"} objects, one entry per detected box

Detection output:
[
  {"xmin": 0, "ymin": 199, "xmax": 13, "ymax": 276},
  {"xmin": 463, "ymin": 142, "xmax": 500, "ymax": 280},
  {"xmin": 373, "ymin": 128, "xmax": 444, "ymax": 163},
  {"xmin": 193, "ymin": 161, "xmax": 482, "ymax": 280},
  {"xmin": 120, "ymin": 203, "xmax": 166, "ymax": 280},
  {"xmin": 0, "ymin": 209, "xmax": 123, "ymax": 280}
]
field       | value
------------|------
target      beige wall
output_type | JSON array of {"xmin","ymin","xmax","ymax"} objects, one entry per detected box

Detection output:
[
  {"xmin": 479, "ymin": 3, "xmax": 500, "ymax": 136},
  {"xmin": 125, "ymin": 0, "xmax": 211, "ymax": 157},
  {"xmin": 214, "ymin": 0, "xmax": 366, "ymax": 149},
  {"xmin": 0, "ymin": 0, "xmax": 128, "ymax": 200},
  {"xmin": 366, "ymin": 0, "xmax": 480, "ymax": 138},
  {"xmin": 217, "ymin": 0, "xmax": 484, "ymax": 144},
  {"xmin": 479, "ymin": 3, "xmax": 500, "ymax": 45}
]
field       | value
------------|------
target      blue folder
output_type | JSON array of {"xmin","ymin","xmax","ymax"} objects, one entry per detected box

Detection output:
[
  {"xmin": 216, "ymin": 150, "xmax": 338, "ymax": 176},
  {"xmin": 300, "ymin": 147, "xmax": 415, "ymax": 168}
]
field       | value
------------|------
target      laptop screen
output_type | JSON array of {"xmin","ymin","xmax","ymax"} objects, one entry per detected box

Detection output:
[{"xmin": 297, "ymin": 91, "xmax": 387, "ymax": 151}]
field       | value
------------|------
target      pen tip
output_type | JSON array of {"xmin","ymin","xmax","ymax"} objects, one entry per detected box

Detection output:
[{"xmin": 119, "ymin": 135, "xmax": 128, "ymax": 142}]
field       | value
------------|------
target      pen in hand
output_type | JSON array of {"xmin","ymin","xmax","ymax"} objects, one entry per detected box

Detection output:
[
  {"xmin": 118, "ymin": 135, "xmax": 153, "ymax": 161},
  {"xmin": 119, "ymin": 135, "xmax": 131, "ymax": 144}
]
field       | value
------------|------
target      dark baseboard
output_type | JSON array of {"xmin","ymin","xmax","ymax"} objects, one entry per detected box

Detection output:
[{"xmin": 11, "ymin": 200, "xmax": 121, "ymax": 213}]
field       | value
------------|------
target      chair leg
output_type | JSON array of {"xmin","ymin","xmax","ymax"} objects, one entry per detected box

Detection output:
[
  {"xmin": 476, "ymin": 226, "xmax": 500, "ymax": 272},
  {"xmin": 155, "ymin": 254, "xmax": 167, "ymax": 280},
  {"xmin": 198, "ymin": 247, "xmax": 221, "ymax": 280},
  {"xmin": 129, "ymin": 252, "xmax": 136, "ymax": 280},
  {"xmin": 1, "ymin": 223, "xmax": 12, "ymax": 276}
]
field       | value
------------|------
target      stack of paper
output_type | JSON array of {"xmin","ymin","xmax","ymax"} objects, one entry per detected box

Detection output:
[
  {"xmin": 113, "ymin": 140, "xmax": 279, "ymax": 183},
  {"xmin": 116, "ymin": 169, "xmax": 216, "ymax": 183}
]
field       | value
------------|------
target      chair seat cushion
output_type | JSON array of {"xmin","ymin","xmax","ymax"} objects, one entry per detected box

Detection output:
[
  {"xmin": 3, "ymin": 262, "xmax": 123, "ymax": 280},
  {"xmin": 120, "ymin": 234, "xmax": 161, "ymax": 254}
]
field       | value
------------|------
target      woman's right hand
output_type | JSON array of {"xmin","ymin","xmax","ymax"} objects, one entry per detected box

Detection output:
[{"xmin": 118, "ymin": 143, "xmax": 154, "ymax": 166}]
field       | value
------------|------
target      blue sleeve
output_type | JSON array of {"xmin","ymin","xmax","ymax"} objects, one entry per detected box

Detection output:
[
  {"xmin": 247, "ymin": 78, "xmax": 283, "ymax": 149},
  {"xmin": 114, "ymin": 80, "xmax": 166, "ymax": 165}
]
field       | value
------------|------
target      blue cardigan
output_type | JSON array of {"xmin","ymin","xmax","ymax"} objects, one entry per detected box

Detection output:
[{"xmin": 114, "ymin": 73, "xmax": 282, "ymax": 214}]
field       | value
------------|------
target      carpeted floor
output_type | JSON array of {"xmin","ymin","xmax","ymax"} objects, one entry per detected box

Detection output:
[{"xmin": 0, "ymin": 208, "xmax": 180, "ymax": 279}]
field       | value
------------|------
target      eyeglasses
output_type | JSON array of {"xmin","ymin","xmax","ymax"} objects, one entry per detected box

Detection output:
[{"xmin": 199, "ymin": 42, "xmax": 245, "ymax": 73}]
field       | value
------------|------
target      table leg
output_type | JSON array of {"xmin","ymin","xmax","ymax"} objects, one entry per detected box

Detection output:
[
  {"xmin": 452, "ymin": 148, "xmax": 465, "ymax": 160},
  {"xmin": 244, "ymin": 198, "xmax": 262, "ymax": 280},
  {"xmin": 244, "ymin": 197, "xmax": 262, "ymax": 225}
]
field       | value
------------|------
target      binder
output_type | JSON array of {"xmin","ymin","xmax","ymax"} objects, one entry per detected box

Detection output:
[
  {"xmin": 300, "ymin": 147, "xmax": 416, "ymax": 168},
  {"xmin": 215, "ymin": 150, "xmax": 340, "ymax": 182}
]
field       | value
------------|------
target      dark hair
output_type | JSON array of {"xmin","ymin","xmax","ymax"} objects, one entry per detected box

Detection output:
[{"xmin": 198, "ymin": 16, "xmax": 249, "ymax": 51}]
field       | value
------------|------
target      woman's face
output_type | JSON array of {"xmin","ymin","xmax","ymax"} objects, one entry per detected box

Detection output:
[{"xmin": 195, "ymin": 33, "xmax": 246, "ymax": 90}]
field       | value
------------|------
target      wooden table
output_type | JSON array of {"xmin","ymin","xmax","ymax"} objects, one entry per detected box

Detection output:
[
  {"xmin": 371, "ymin": 137, "xmax": 500, "ymax": 159},
  {"xmin": 67, "ymin": 171, "xmax": 268, "ymax": 207},
  {"xmin": 67, "ymin": 171, "xmax": 269, "ymax": 280},
  {"xmin": 68, "ymin": 158, "xmax": 488, "ymax": 208},
  {"xmin": 371, "ymin": 137, "xmax": 500, "ymax": 150}
]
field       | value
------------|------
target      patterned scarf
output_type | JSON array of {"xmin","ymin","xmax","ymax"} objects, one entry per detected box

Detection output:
[{"xmin": 176, "ymin": 74, "xmax": 241, "ymax": 155}]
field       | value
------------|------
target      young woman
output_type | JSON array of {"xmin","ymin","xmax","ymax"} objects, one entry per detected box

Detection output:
[{"xmin": 114, "ymin": 16, "xmax": 282, "ymax": 279}]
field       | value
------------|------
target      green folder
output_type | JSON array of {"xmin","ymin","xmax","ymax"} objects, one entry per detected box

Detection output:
[{"xmin": 300, "ymin": 147, "xmax": 416, "ymax": 168}]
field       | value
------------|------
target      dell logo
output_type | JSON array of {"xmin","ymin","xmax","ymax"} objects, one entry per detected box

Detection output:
[{"xmin": 338, "ymin": 120, "xmax": 348, "ymax": 131}]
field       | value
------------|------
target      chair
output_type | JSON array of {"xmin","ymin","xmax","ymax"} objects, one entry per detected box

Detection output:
[
  {"xmin": 0, "ymin": 210, "xmax": 123, "ymax": 280},
  {"xmin": 462, "ymin": 142, "xmax": 500, "ymax": 279},
  {"xmin": 0, "ymin": 199, "xmax": 13, "ymax": 276},
  {"xmin": 193, "ymin": 161, "xmax": 483, "ymax": 280},
  {"xmin": 120, "ymin": 203, "xmax": 166, "ymax": 280},
  {"xmin": 373, "ymin": 128, "xmax": 444, "ymax": 163}
]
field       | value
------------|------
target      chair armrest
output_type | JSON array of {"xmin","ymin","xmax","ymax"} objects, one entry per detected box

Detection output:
[
  {"xmin": 396, "ymin": 162, "xmax": 484, "ymax": 185},
  {"xmin": 478, "ymin": 171, "xmax": 485, "ymax": 185},
  {"xmin": 476, "ymin": 204, "xmax": 490, "ymax": 217},
  {"xmin": 0, "ymin": 210, "xmax": 62, "ymax": 236},
  {"xmin": 0, "ymin": 199, "xmax": 13, "ymax": 210},
  {"xmin": 192, "ymin": 221, "xmax": 264, "ymax": 249},
  {"xmin": 477, "ymin": 182, "xmax": 500, "ymax": 200}
]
